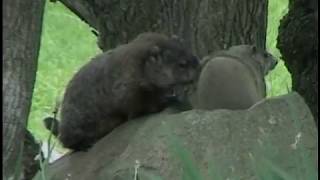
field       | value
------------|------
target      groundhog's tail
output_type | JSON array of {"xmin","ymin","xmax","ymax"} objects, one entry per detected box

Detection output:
[{"xmin": 43, "ymin": 117, "xmax": 60, "ymax": 137}]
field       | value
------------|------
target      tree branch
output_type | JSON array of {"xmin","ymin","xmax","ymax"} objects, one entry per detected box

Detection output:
[{"xmin": 56, "ymin": 0, "xmax": 98, "ymax": 30}]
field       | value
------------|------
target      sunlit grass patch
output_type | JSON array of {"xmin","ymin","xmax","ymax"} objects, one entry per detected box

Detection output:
[
  {"xmin": 28, "ymin": 1, "xmax": 100, "ymax": 141},
  {"xmin": 266, "ymin": 0, "xmax": 291, "ymax": 97}
]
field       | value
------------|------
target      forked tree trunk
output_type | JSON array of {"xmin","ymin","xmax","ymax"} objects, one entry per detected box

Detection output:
[
  {"xmin": 3, "ymin": 0, "xmax": 45, "ymax": 179},
  {"xmin": 57, "ymin": 0, "xmax": 268, "ymax": 57},
  {"xmin": 277, "ymin": 0, "xmax": 318, "ymax": 126}
]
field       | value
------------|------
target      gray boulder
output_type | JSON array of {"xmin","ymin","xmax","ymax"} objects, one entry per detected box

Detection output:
[{"xmin": 33, "ymin": 92, "xmax": 318, "ymax": 180}]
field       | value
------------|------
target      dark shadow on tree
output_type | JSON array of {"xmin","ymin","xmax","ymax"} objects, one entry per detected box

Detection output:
[{"xmin": 277, "ymin": 0, "xmax": 318, "ymax": 126}]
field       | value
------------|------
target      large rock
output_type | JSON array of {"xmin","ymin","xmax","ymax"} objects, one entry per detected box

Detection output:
[{"xmin": 33, "ymin": 92, "xmax": 318, "ymax": 180}]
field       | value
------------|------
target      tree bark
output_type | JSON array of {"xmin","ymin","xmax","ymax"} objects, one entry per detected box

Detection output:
[
  {"xmin": 277, "ymin": 0, "xmax": 318, "ymax": 126},
  {"xmin": 3, "ymin": 0, "xmax": 45, "ymax": 179},
  {"xmin": 57, "ymin": 0, "xmax": 268, "ymax": 57}
]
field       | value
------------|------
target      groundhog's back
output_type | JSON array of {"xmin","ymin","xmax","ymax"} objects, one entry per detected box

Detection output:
[{"xmin": 196, "ymin": 57, "xmax": 265, "ymax": 110}]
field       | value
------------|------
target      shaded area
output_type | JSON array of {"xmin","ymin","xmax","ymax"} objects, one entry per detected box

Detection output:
[
  {"xmin": 22, "ymin": 130, "xmax": 42, "ymax": 180},
  {"xmin": 277, "ymin": 0, "xmax": 318, "ymax": 126}
]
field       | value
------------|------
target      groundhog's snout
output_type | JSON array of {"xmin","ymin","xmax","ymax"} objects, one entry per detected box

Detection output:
[{"xmin": 176, "ymin": 64, "xmax": 199, "ymax": 85}]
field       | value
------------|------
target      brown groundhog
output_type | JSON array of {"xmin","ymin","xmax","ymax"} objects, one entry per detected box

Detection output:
[
  {"xmin": 44, "ymin": 32, "xmax": 200, "ymax": 151},
  {"xmin": 194, "ymin": 45, "xmax": 277, "ymax": 110}
]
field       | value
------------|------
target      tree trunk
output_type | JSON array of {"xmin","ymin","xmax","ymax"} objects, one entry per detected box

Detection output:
[
  {"xmin": 3, "ymin": 0, "xmax": 45, "ymax": 179},
  {"xmin": 277, "ymin": 0, "xmax": 318, "ymax": 126},
  {"xmin": 57, "ymin": 0, "xmax": 268, "ymax": 57}
]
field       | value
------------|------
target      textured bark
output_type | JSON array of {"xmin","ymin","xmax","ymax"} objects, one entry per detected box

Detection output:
[
  {"xmin": 277, "ymin": 0, "xmax": 318, "ymax": 126},
  {"xmin": 3, "ymin": 0, "xmax": 45, "ymax": 179},
  {"xmin": 57, "ymin": 0, "xmax": 268, "ymax": 57},
  {"xmin": 54, "ymin": 0, "xmax": 98, "ymax": 29}
]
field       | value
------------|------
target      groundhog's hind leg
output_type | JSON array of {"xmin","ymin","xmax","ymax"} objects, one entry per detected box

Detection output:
[
  {"xmin": 59, "ymin": 128, "xmax": 96, "ymax": 151},
  {"xmin": 60, "ymin": 116, "xmax": 126, "ymax": 151}
]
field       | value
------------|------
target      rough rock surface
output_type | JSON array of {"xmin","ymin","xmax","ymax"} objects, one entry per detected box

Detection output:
[{"xmin": 33, "ymin": 92, "xmax": 318, "ymax": 180}]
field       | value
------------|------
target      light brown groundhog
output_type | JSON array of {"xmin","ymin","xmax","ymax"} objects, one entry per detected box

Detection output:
[
  {"xmin": 194, "ymin": 45, "xmax": 277, "ymax": 110},
  {"xmin": 44, "ymin": 32, "xmax": 200, "ymax": 151}
]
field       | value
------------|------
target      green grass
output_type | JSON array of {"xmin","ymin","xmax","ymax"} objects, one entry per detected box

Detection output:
[
  {"xmin": 266, "ymin": 0, "xmax": 291, "ymax": 97},
  {"xmin": 28, "ymin": 1, "xmax": 100, "ymax": 142},
  {"xmin": 28, "ymin": 0, "xmax": 292, "ymax": 143}
]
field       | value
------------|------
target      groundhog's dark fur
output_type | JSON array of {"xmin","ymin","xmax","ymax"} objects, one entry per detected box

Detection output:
[
  {"xmin": 45, "ymin": 32, "xmax": 199, "ymax": 151},
  {"xmin": 194, "ymin": 45, "xmax": 277, "ymax": 110}
]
